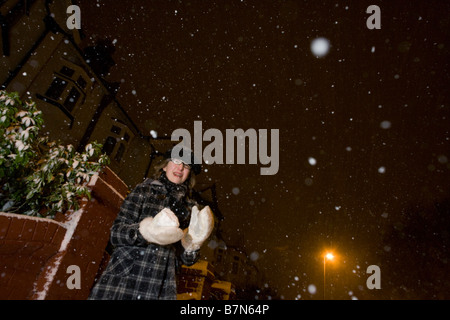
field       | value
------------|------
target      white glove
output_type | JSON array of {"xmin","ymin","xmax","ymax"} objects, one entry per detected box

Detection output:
[
  {"xmin": 139, "ymin": 208, "xmax": 184, "ymax": 245},
  {"xmin": 182, "ymin": 206, "xmax": 214, "ymax": 252}
]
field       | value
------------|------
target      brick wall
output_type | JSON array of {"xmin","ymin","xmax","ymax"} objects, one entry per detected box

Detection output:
[
  {"xmin": 0, "ymin": 167, "xmax": 128, "ymax": 300},
  {"xmin": 0, "ymin": 213, "xmax": 67, "ymax": 299}
]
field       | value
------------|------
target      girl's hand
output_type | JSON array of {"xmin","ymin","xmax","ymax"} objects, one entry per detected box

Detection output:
[
  {"xmin": 182, "ymin": 206, "xmax": 214, "ymax": 251},
  {"xmin": 139, "ymin": 208, "xmax": 184, "ymax": 245}
]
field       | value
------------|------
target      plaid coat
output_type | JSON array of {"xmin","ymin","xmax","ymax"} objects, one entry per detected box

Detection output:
[{"xmin": 89, "ymin": 178, "xmax": 199, "ymax": 300}]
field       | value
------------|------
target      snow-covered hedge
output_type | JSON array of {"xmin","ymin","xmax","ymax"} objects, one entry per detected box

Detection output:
[{"xmin": 0, "ymin": 90, "xmax": 109, "ymax": 218}]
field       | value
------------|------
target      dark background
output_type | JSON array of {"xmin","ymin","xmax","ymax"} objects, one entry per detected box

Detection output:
[{"xmin": 78, "ymin": 0, "xmax": 449, "ymax": 299}]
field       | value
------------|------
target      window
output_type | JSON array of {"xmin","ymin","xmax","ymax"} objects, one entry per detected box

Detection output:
[
  {"xmin": 76, "ymin": 75, "xmax": 87, "ymax": 89},
  {"xmin": 60, "ymin": 66, "xmax": 75, "ymax": 77},
  {"xmin": 102, "ymin": 136, "xmax": 116, "ymax": 156},
  {"xmin": 45, "ymin": 77, "xmax": 68, "ymax": 101},
  {"xmin": 114, "ymin": 143, "xmax": 126, "ymax": 163},
  {"xmin": 110, "ymin": 125, "xmax": 121, "ymax": 135},
  {"xmin": 103, "ymin": 119, "xmax": 134, "ymax": 166},
  {"xmin": 42, "ymin": 63, "xmax": 89, "ymax": 115},
  {"xmin": 64, "ymin": 87, "xmax": 81, "ymax": 112}
]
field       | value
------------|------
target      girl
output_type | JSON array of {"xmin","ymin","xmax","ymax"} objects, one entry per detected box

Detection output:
[{"xmin": 89, "ymin": 148, "xmax": 213, "ymax": 300}]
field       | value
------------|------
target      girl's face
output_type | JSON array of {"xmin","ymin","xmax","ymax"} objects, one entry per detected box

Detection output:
[{"xmin": 163, "ymin": 159, "xmax": 191, "ymax": 184}]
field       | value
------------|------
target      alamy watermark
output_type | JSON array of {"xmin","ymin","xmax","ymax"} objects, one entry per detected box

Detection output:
[
  {"xmin": 366, "ymin": 5, "xmax": 381, "ymax": 30},
  {"xmin": 66, "ymin": 5, "xmax": 380, "ymax": 32},
  {"xmin": 65, "ymin": 263, "xmax": 381, "ymax": 291},
  {"xmin": 366, "ymin": 265, "xmax": 381, "ymax": 290},
  {"xmin": 66, "ymin": 265, "xmax": 81, "ymax": 290},
  {"xmin": 66, "ymin": 5, "xmax": 81, "ymax": 30},
  {"xmin": 171, "ymin": 121, "xmax": 279, "ymax": 176}
]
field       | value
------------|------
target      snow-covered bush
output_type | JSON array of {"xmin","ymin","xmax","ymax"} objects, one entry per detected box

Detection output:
[{"xmin": 0, "ymin": 90, "xmax": 109, "ymax": 218}]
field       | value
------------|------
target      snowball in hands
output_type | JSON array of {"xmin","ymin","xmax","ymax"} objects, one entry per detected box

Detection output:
[
  {"xmin": 182, "ymin": 206, "xmax": 214, "ymax": 252},
  {"xmin": 139, "ymin": 208, "xmax": 184, "ymax": 245}
]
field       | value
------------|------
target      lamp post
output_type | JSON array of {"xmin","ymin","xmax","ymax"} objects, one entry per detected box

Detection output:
[{"xmin": 323, "ymin": 252, "xmax": 334, "ymax": 300}]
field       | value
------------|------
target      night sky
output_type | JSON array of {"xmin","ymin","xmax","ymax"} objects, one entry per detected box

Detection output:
[{"xmin": 78, "ymin": 1, "xmax": 449, "ymax": 299}]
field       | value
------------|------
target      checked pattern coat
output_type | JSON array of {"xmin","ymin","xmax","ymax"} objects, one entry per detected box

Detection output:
[{"xmin": 89, "ymin": 176, "xmax": 199, "ymax": 300}]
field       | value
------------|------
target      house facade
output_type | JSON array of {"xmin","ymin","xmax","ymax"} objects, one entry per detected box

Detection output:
[{"xmin": 1, "ymin": 0, "xmax": 153, "ymax": 188}]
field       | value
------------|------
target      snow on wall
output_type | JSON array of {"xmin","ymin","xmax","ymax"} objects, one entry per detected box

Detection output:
[
  {"xmin": 31, "ymin": 207, "xmax": 84, "ymax": 300},
  {"xmin": 0, "ymin": 211, "xmax": 65, "ymax": 228}
]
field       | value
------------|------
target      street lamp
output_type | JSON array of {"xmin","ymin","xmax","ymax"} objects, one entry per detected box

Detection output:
[{"xmin": 323, "ymin": 252, "xmax": 335, "ymax": 300}]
